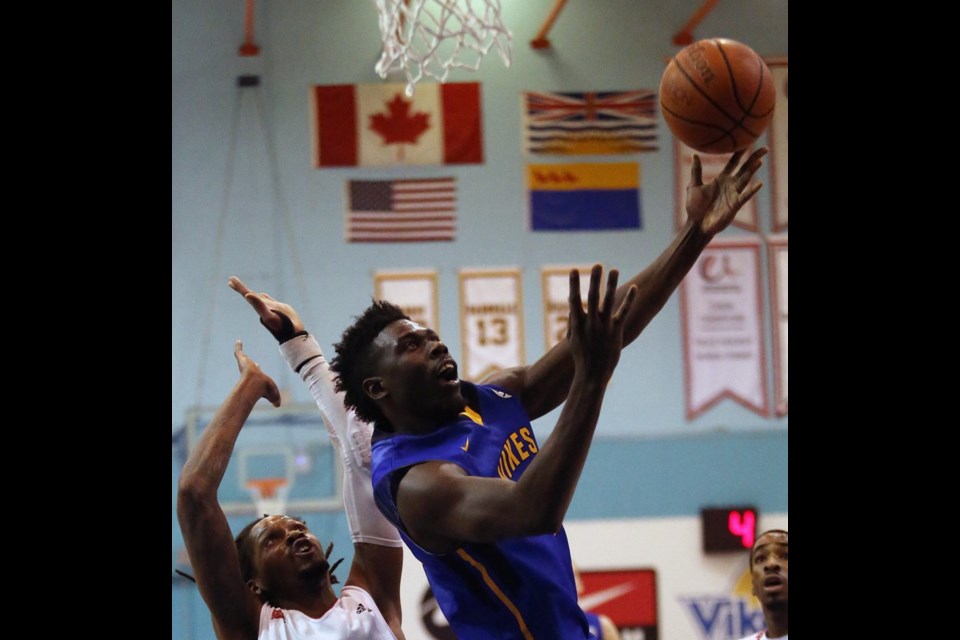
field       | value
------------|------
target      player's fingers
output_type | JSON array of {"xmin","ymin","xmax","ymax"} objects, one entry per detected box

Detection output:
[
  {"xmin": 601, "ymin": 268, "xmax": 619, "ymax": 319},
  {"xmin": 721, "ymin": 149, "xmax": 746, "ymax": 175},
  {"xmin": 690, "ymin": 155, "xmax": 703, "ymax": 187},
  {"xmin": 735, "ymin": 147, "xmax": 767, "ymax": 179},
  {"xmin": 568, "ymin": 269, "xmax": 584, "ymax": 314},
  {"xmin": 228, "ymin": 276, "xmax": 250, "ymax": 295},
  {"xmin": 737, "ymin": 182, "xmax": 763, "ymax": 208},
  {"xmin": 586, "ymin": 264, "xmax": 602, "ymax": 315},
  {"xmin": 244, "ymin": 293, "xmax": 271, "ymax": 318},
  {"xmin": 234, "ymin": 339, "xmax": 244, "ymax": 364}
]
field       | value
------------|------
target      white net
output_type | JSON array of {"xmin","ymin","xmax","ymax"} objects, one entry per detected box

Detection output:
[{"xmin": 373, "ymin": 0, "xmax": 513, "ymax": 96}]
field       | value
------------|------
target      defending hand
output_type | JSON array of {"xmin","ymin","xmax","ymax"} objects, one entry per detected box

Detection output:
[
  {"xmin": 228, "ymin": 276, "xmax": 305, "ymax": 342},
  {"xmin": 234, "ymin": 339, "xmax": 281, "ymax": 407}
]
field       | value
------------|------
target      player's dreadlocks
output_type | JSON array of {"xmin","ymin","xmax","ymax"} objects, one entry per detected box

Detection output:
[{"xmin": 175, "ymin": 515, "xmax": 344, "ymax": 592}]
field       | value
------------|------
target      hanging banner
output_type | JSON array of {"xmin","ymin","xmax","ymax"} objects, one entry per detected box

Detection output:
[
  {"xmin": 767, "ymin": 59, "xmax": 788, "ymax": 232},
  {"xmin": 374, "ymin": 270, "xmax": 440, "ymax": 333},
  {"xmin": 673, "ymin": 139, "xmax": 758, "ymax": 232},
  {"xmin": 540, "ymin": 264, "xmax": 594, "ymax": 352},
  {"xmin": 458, "ymin": 268, "xmax": 525, "ymax": 381},
  {"xmin": 311, "ymin": 82, "xmax": 483, "ymax": 167},
  {"xmin": 680, "ymin": 237, "xmax": 768, "ymax": 419},
  {"xmin": 766, "ymin": 236, "xmax": 788, "ymax": 416}
]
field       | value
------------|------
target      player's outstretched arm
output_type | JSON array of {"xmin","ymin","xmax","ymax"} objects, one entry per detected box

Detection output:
[
  {"xmin": 229, "ymin": 276, "xmax": 405, "ymax": 638},
  {"xmin": 397, "ymin": 266, "xmax": 637, "ymax": 553},
  {"xmin": 177, "ymin": 341, "xmax": 281, "ymax": 638},
  {"xmin": 487, "ymin": 147, "xmax": 767, "ymax": 421}
]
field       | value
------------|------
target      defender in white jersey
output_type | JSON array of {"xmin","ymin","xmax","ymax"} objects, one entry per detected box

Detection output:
[
  {"xmin": 736, "ymin": 530, "xmax": 788, "ymax": 640},
  {"xmin": 177, "ymin": 339, "xmax": 403, "ymax": 639}
]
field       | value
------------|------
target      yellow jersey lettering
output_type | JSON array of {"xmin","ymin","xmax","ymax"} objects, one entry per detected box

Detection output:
[
  {"xmin": 519, "ymin": 427, "xmax": 538, "ymax": 453},
  {"xmin": 510, "ymin": 433, "xmax": 530, "ymax": 461}
]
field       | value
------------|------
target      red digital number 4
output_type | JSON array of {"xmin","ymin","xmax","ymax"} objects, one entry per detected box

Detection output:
[{"xmin": 727, "ymin": 509, "xmax": 755, "ymax": 548}]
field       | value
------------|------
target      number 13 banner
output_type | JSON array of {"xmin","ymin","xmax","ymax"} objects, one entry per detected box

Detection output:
[{"xmin": 459, "ymin": 268, "xmax": 526, "ymax": 381}]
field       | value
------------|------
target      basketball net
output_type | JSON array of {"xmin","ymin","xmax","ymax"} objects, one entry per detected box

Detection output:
[
  {"xmin": 373, "ymin": 0, "xmax": 513, "ymax": 96},
  {"xmin": 246, "ymin": 477, "xmax": 290, "ymax": 517}
]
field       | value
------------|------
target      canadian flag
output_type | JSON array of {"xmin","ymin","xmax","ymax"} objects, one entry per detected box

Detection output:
[{"xmin": 310, "ymin": 82, "xmax": 483, "ymax": 167}]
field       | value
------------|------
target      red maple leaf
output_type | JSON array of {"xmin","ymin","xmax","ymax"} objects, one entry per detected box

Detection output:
[{"xmin": 369, "ymin": 94, "xmax": 431, "ymax": 145}]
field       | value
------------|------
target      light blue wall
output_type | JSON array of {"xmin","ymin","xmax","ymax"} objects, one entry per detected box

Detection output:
[{"xmin": 173, "ymin": 1, "xmax": 787, "ymax": 637}]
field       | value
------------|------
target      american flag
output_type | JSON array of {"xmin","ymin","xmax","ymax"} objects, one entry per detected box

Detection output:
[
  {"xmin": 523, "ymin": 90, "xmax": 659, "ymax": 155},
  {"xmin": 346, "ymin": 178, "xmax": 457, "ymax": 242}
]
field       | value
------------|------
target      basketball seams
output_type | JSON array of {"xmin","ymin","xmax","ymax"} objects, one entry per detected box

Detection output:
[
  {"xmin": 715, "ymin": 40, "xmax": 775, "ymax": 120},
  {"xmin": 659, "ymin": 38, "xmax": 775, "ymax": 154}
]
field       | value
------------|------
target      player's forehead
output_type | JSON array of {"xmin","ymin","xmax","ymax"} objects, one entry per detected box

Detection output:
[
  {"xmin": 253, "ymin": 515, "xmax": 306, "ymax": 534},
  {"xmin": 752, "ymin": 531, "xmax": 788, "ymax": 554},
  {"xmin": 378, "ymin": 319, "xmax": 434, "ymax": 343}
]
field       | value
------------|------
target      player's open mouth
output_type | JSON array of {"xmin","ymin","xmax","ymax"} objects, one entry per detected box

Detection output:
[
  {"xmin": 437, "ymin": 360, "xmax": 459, "ymax": 382},
  {"xmin": 293, "ymin": 538, "xmax": 314, "ymax": 555},
  {"xmin": 762, "ymin": 576, "xmax": 783, "ymax": 590}
]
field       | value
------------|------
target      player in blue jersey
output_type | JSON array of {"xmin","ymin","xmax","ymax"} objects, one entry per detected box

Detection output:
[
  {"xmin": 229, "ymin": 147, "xmax": 767, "ymax": 639},
  {"xmin": 325, "ymin": 148, "xmax": 768, "ymax": 639}
]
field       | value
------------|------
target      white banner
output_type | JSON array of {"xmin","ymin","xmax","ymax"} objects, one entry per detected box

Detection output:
[
  {"xmin": 673, "ymin": 139, "xmax": 758, "ymax": 232},
  {"xmin": 540, "ymin": 264, "xmax": 594, "ymax": 352},
  {"xmin": 374, "ymin": 270, "xmax": 440, "ymax": 333},
  {"xmin": 767, "ymin": 59, "xmax": 788, "ymax": 231},
  {"xmin": 681, "ymin": 238, "xmax": 768, "ymax": 419},
  {"xmin": 458, "ymin": 268, "xmax": 525, "ymax": 381},
  {"xmin": 767, "ymin": 236, "xmax": 788, "ymax": 416}
]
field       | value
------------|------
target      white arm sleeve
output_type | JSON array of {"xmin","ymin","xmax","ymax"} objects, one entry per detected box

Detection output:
[{"xmin": 279, "ymin": 334, "xmax": 402, "ymax": 547}]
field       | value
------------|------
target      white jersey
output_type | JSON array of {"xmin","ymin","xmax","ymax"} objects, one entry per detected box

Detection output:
[
  {"xmin": 737, "ymin": 632, "xmax": 787, "ymax": 640},
  {"xmin": 258, "ymin": 585, "xmax": 397, "ymax": 639},
  {"xmin": 279, "ymin": 335, "xmax": 402, "ymax": 548}
]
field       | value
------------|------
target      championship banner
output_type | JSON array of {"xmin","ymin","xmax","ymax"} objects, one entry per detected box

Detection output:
[
  {"xmin": 767, "ymin": 59, "xmax": 788, "ymax": 231},
  {"xmin": 522, "ymin": 90, "xmax": 659, "ymax": 155},
  {"xmin": 540, "ymin": 264, "xmax": 594, "ymax": 352},
  {"xmin": 673, "ymin": 139, "xmax": 758, "ymax": 232},
  {"xmin": 767, "ymin": 236, "xmax": 788, "ymax": 416},
  {"xmin": 458, "ymin": 268, "xmax": 525, "ymax": 381},
  {"xmin": 680, "ymin": 237, "xmax": 768, "ymax": 419},
  {"xmin": 374, "ymin": 270, "xmax": 440, "ymax": 333},
  {"xmin": 311, "ymin": 82, "xmax": 483, "ymax": 167}
]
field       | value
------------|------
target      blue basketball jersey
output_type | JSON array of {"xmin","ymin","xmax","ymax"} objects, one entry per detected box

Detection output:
[
  {"xmin": 584, "ymin": 611, "xmax": 604, "ymax": 640},
  {"xmin": 371, "ymin": 381, "xmax": 590, "ymax": 640}
]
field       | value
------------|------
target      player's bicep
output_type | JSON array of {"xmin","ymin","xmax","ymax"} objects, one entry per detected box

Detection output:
[{"xmin": 396, "ymin": 461, "xmax": 533, "ymax": 551}]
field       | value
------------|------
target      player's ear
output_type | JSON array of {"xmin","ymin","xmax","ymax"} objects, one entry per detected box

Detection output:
[
  {"xmin": 363, "ymin": 376, "xmax": 387, "ymax": 400},
  {"xmin": 247, "ymin": 580, "xmax": 264, "ymax": 597}
]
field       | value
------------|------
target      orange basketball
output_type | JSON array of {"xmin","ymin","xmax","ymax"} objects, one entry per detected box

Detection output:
[{"xmin": 659, "ymin": 38, "xmax": 776, "ymax": 154}]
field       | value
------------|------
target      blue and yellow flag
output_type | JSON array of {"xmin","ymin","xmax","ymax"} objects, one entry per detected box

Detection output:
[{"xmin": 527, "ymin": 162, "xmax": 641, "ymax": 231}]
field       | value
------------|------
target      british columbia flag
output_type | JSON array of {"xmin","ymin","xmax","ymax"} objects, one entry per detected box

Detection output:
[{"xmin": 522, "ymin": 90, "xmax": 659, "ymax": 155}]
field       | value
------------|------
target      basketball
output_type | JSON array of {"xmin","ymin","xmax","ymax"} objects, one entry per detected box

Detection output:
[{"xmin": 659, "ymin": 38, "xmax": 776, "ymax": 154}]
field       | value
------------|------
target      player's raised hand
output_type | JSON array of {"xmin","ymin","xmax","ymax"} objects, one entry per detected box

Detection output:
[
  {"xmin": 234, "ymin": 339, "xmax": 281, "ymax": 407},
  {"xmin": 228, "ymin": 276, "xmax": 305, "ymax": 342},
  {"xmin": 686, "ymin": 146, "xmax": 767, "ymax": 236},
  {"xmin": 566, "ymin": 264, "xmax": 637, "ymax": 385}
]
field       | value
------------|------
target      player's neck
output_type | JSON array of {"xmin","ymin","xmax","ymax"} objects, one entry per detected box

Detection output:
[
  {"xmin": 763, "ymin": 607, "xmax": 787, "ymax": 638},
  {"xmin": 385, "ymin": 398, "xmax": 466, "ymax": 435}
]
